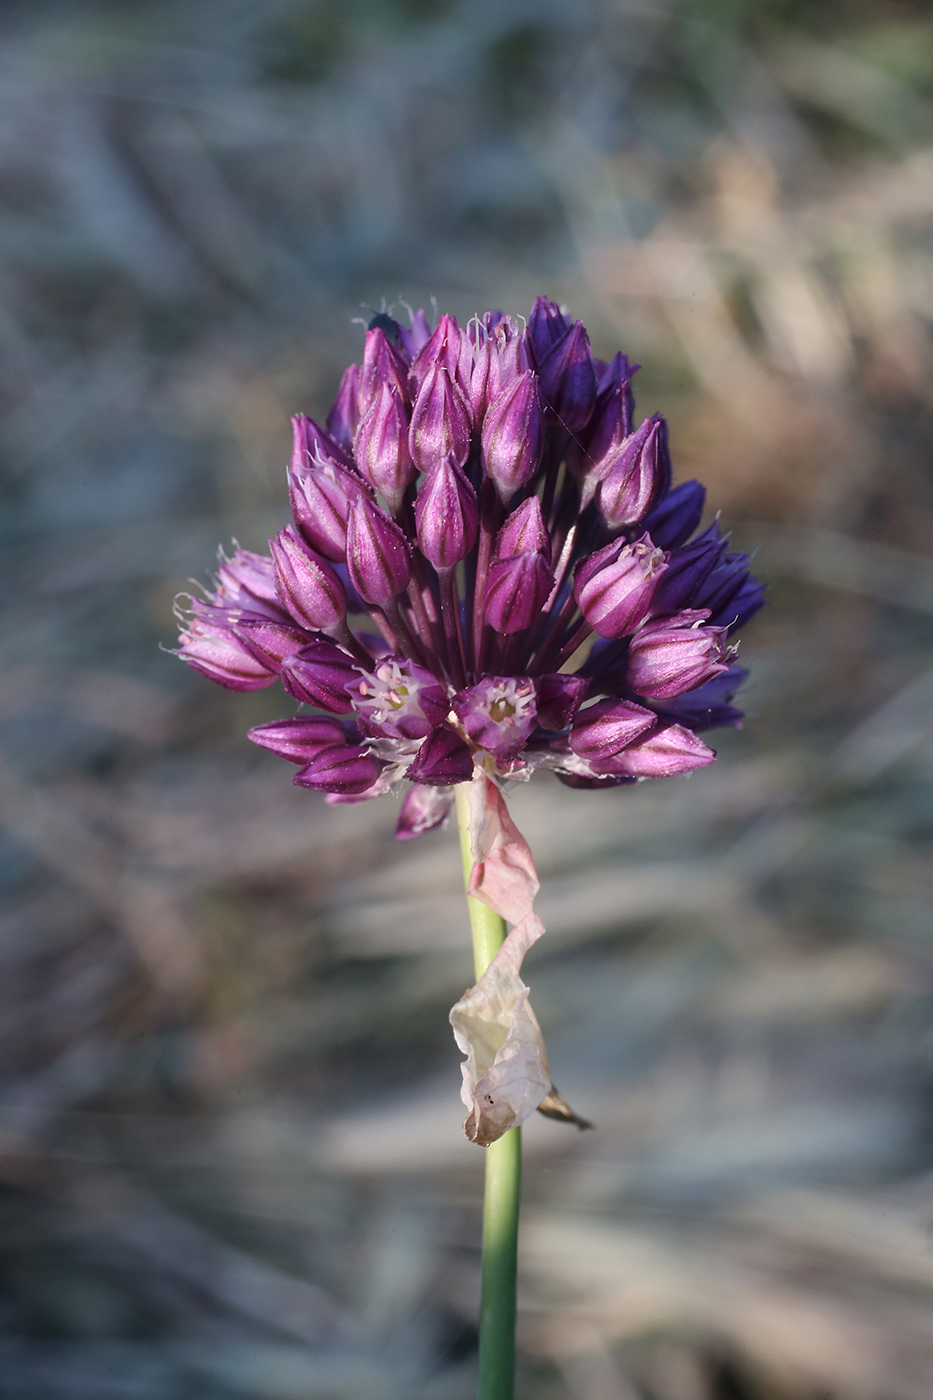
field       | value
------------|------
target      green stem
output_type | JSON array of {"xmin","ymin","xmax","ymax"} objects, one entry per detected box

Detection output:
[{"xmin": 455, "ymin": 784, "xmax": 520, "ymax": 1400}]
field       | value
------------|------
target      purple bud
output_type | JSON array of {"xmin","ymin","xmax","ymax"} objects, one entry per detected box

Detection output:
[
  {"xmin": 467, "ymin": 334, "xmax": 493, "ymax": 424},
  {"xmin": 708, "ymin": 574, "xmax": 766, "ymax": 632},
  {"xmin": 483, "ymin": 552, "xmax": 554, "ymax": 633},
  {"xmin": 270, "ymin": 526, "xmax": 347, "ymax": 631},
  {"xmin": 486, "ymin": 320, "xmax": 532, "ymax": 404},
  {"xmin": 602, "ymin": 723, "xmax": 715, "ymax": 778},
  {"xmin": 397, "ymin": 307, "xmax": 432, "ymax": 361},
  {"xmin": 291, "ymin": 413, "xmax": 352, "ymax": 473},
  {"xmin": 538, "ymin": 321, "xmax": 597, "ymax": 434},
  {"xmin": 569, "ymin": 698, "xmax": 657, "ymax": 767},
  {"xmin": 176, "ymin": 604, "xmax": 279, "ymax": 691},
  {"xmin": 650, "ymin": 523, "xmax": 727, "ymax": 615},
  {"xmin": 248, "ymin": 716, "xmax": 350, "ymax": 764},
  {"xmin": 395, "ymin": 784, "xmax": 454, "ymax": 839},
  {"xmin": 574, "ymin": 533, "xmax": 668, "ymax": 639},
  {"xmin": 353, "ymin": 383, "xmax": 416, "ymax": 512},
  {"xmin": 660, "ymin": 665, "xmax": 748, "ymax": 732},
  {"xmin": 325, "ymin": 364, "xmax": 360, "ymax": 454},
  {"xmin": 481, "ymin": 371, "xmax": 544, "ymax": 500},
  {"xmin": 627, "ymin": 612, "xmax": 732, "ymax": 700},
  {"xmin": 595, "ymin": 350, "xmax": 641, "ymax": 395},
  {"xmin": 409, "ymin": 313, "xmax": 463, "ymax": 395},
  {"xmin": 642, "ymin": 480, "xmax": 706, "ymax": 550},
  {"xmin": 566, "ymin": 378, "xmax": 634, "ymax": 502},
  {"xmin": 216, "ymin": 547, "xmax": 288, "ymax": 620},
  {"xmin": 495, "ymin": 496, "xmax": 550, "ymax": 560},
  {"xmin": 353, "ymin": 656, "xmax": 449, "ymax": 740},
  {"xmin": 453, "ymin": 676, "xmax": 537, "ymax": 760},
  {"xmin": 406, "ymin": 724, "xmax": 474, "ymax": 785},
  {"xmin": 527, "ymin": 296, "xmax": 572, "ymax": 362},
  {"xmin": 280, "ymin": 640, "xmax": 359, "ymax": 713},
  {"xmin": 414, "ymin": 454, "xmax": 479, "ymax": 569},
  {"xmin": 233, "ymin": 615, "xmax": 312, "ymax": 669},
  {"xmin": 345, "ymin": 497, "xmax": 412, "ymax": 605},
  {"xmin": 694, "ymin": 552, "xmax": 760, "ymax": 626},
  {"xmin": 408, "ymin": 364, "xmax": 472, "ymax": 473},
  {"xmin": 596, "ymin": 416, "xmax": 672, "ymax": 529},
  {"xmin": 295, "ymin": 744, "xmax": 384, "ymax": 796},
  {"xmin": 290, "ymin": 461, "xmax": 372, "ymax": 562},
  {"xmin": 358, "ymin": 326, "xmax": 410, "ymax": 417},
  {"xmin": 534, "ymin": 673, "xmax": 589, "ymax": 730}
]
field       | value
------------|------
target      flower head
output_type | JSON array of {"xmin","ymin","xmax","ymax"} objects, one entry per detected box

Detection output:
[{"xmin": 177, "ymin": 300, "xmax": 764, "ymax": 836}]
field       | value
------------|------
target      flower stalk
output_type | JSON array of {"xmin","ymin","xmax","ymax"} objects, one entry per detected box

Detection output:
[{"xmin": 456, "ymin": 783, "xmax": 521, "ymax": 1400}]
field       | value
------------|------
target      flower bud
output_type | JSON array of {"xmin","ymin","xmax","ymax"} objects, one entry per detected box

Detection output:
[
  {"xmin": 574, "ymin": 534, "xmax": 668, "ymax": 639},
  {"xmin": 595, "ymin": 350, "xmax": 640, "ymax": 395},
  {"xmin": 409, "ymin": 313, "xmax": 463, "ymax": 395},
  {"xmin": 596, "ymin": 416, "xmax": 671, "ymax": 529},
  {"xmin": 651, "ymin": 524, "xmax": 727, "ymax": 615},
  {"xmin": 538, "ymin": 320, "xmax": 597, "ymax": 433},
  {"xmin": 467, "ymin": 333, "xmax": 492, "ymax": 425},
  {"xmin": 248, "ymin": 717, "xmax": 349, "ymax": 764},
  {"xmin": 345, "ymin": 497, "xmax": 412, "ymax": 605},
  {"xmin": 295, "ymin": 745, "xmax": 384, "ymax": 796},
  {"xmin": 394, "ymin": 784, "xmax": 454, "ymax": 839},
  {"xmin": 353, "ymin": 656, "xmax": 448, "ymax": 740},
  {"xmin": 325, "ymin": 364, "xmax": 360, "ymax": 454},
  {"xmin": 660, "ymin": 665, "xmax": 748, "ymax": 732},
  {"xmin": 481, "ymin": 371, "xmax": 544, "ymax": 500},
  {"xmin": 527, "ymin": 296, "xmax": 572, "ymax": 363},
  {"xmin": 353, "ymin": 383, "xmax": 415, "ymax": 512},
  {"xmin": 397, "ymin": 306, "xmax": 432, "ymax": 361},
  {"xmin": 270, "ymin": 526, "xmax": 347, "ymax": 631},
  {"xmin": 708, "ymin": 574, "xmax": 766, "ymax": 632},
  {"xmin": 485, "ymin": 317, "xmax": 532, "ymax": 405},
  {"xmin": 406, "ymin": 724, "xmax": 474, "ymax": 785},
  {"xmin": 233, "ymin": 615, "xmax": 310, "ymax": 670},
  {"xmin": 627, "ymin": 612, "xmax": 732, "ymax": 700},
  {"xmin": 280, "ymin": 640, "xmax": 359, "ymax": 713},
  {"xmin": 291, "ymin": 413, "xmax": 352, "ymax": 474},
  {"xmin": 176, "ymin": 604, "xmax": 279, "ymax": 691},
  {"xmin": 483, "ymin": 551, "xmax": 554, "ymax": 633},
  {"xmin": 569, "ymin": 698, "xmax": 657, "ymax": 767},
  {"xmin": 216, "ymin": 547, "xmax": 287, "ymax": 619},
  {"xmin": 642, "ymin": 479, "xmax": 706, "ymax": 550},
  {"xmin": 358, "ymin": 326, "xmax": 410, "ymax": 418},
  {"xmin": 289, "ymin": 461, "xmax": 371, "ymax": 562},
  {"xmin": 534, "ymin": 673, "xmax": 588, "ymax": 730},
  {"xmin": 694, "ymin": 551, "xmax": 761, "ymax": 626},
  {"xmin": 414, "ymin": 453, "xmax": 478, "ymax": 569},
  {"xmin": 495, "ymin": 496, "xmax": 550, "ymax": 560},
  {"xmin": 566, "ymin": 378, "xmax": 634, "ymax": 505},
  {"xmin": 601, "ymin": 723, "xmax": 715, "ymax": 778},
  {"xmin": 408, "ymin": 364, "xmax": 472, "ymax": 473},
  {"xmin": 453, "ymin": 676, "xmax": 537, "ymax": 760}
]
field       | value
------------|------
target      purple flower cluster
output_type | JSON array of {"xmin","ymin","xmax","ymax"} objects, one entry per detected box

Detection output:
[{"xmin": 176, "ymin": 299, "xmax": 763, "ymax": 838}]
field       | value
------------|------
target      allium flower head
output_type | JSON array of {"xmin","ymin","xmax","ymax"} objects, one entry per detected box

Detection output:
[{"xmin": 177, "ymin": 298, "xmax": 764, "ymax": 837}]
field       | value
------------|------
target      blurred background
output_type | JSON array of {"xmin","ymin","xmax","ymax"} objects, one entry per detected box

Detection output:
[{"xmin": 1, "ymin": 1, "xmax": 933, "ymax": 1396}]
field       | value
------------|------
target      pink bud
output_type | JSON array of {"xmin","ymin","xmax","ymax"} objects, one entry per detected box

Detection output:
[
  {"xmin": 248, "ymin": 717, "xmax": 349, "ymax": 764},
  {"xmin": 345, "ymin": 497, "xmax": 412, "ymax": 605},
  {"xmin": 358, "ymin": 327, "xmax": 410, "ymax": 417},
  {"xmin": 627, "ymin": 612, "xmax": 732, "ymax": 700},
  {"xmin": 353, "ymin": 383, "xmax": 415, "ymax": 512},
  {"xmin": 289, "ymin": 461, "xmax": 372, "ymax": 562},
  {"xmin": 596, "ymin": 416, "xmax": 672, "ymax": 529},
  {"xmin": 569, "ymin": 698, "xmax": 657, "ymax": 767},
  {"xmin": 415, "ymin": 453, "xmax": 479, "ymax": 569},
  {"xmin": 481, "ymin": 371, "xmax": 544, "ymax": 500},
  {"xmin": 408, "ymin": 364, "xmax": 472, "ymax": 473},
  {"xmin": 495, "ymin": 496, "xmax": 550, "ymax": 560},
  {"xmin": 269, "ymin": 526, "xmax": 347, "ymax": 631},
  {"xmin": 325, "ymin": 364, "xmax": 360, "ymax": 453},
  {"xmin": 574, "ymin": 533, "xmax": 668, "ymax": 639}
]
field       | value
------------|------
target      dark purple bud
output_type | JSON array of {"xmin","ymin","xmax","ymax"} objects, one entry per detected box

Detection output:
[
  {"xmin": 233, "ymin": 614, "xmax": 312, "ymax": 670},
  {"xmin": 481, "ymin": 371, "xmax": 544, "ymax": 500},
  {"xmin": 325, "ymin": 364, "xmax": 360, "ymax": 454},
  {"xmin": 280, "ymin": 640, "xmax": 359, "ymax": 713},
  {"xmin": 406, "ymin": 724, "xmax": 474, "ymax": 785},
  {"xmin": 453, "ymin": 676, "xmax": 537, "ymax": 760},
  {"xmin": 353, "ymin": 656, "xmax": 449, "ymax": 740},
  {"xmin": 495, "ymin": 496, "xmax": 550, "ymax": 560},
  {"xmin": 289, "ymin": 461, "xmax": 372, "ymax": 562},
  {"xmin": 409, "ymin": 364, "xmax": 472, "ymax": 473},
  {"xmin": 574, "ymin": 533, "xmax": 668, "ymax": 639},
  {"xmin": 527, "ymin": 296, "xmax": 572, "ymax": 362},
  {"xmin": 569, "ymin": 698, "xmax": 658, "ymax": 767},
  {"xmin": 538, "ymin": 321, "xmax": 597, "ymax": 434},
  {"xmin": 295, "ymin": 745, "xmax": 384, "ymax": 796},
  {"xmin": 659, "ymin": 665, "xmax": 748, "ymax": 732},
  {"xmin": 248, "ymin": 716, "xmax": 349, "ymax": 764},
  {"xmin": 566, "ymin": 379, "xmax": 634, "ymax": 503},
  {"xmin": 483, "ymin": 552, "xmax": 554, "ymax": 634},
  {"xmin": 176, "ymin": 604, "xmax": 279, "ymax": 691},
  {"xmin": 216, "ymin": 547, "xmax": 288, "ymax": 620},
  {"xmin": 534, "ymin": 673, "xmax": 589, "ymax": 730},
  {"xmin": 395, "ymin": 784, "xmax": 454, "ymax": 839},
  {"xmin": 601, "ymin": 723, "xmax": 715, "ymax": 778},
  {"xmin": 358, "ymin": 326, "xmax": 410, "ymax": 417},
  {"xmin": 642, "ymin": 480, "xmax": 706, "ymax": 550},
  {"xmin": 270, "ymin": 526, "xmax": 347, "ymax": 631},
  {"xmin": 596, "ymin": 416, "xmax": 672, "ymax": 529},
  {"xmin": 414, "ymin": 453, "xmax": 479, "ymax": 569},
  {"xmin": 353, "ymin": 383, "xmax": 416, "ymax": 513},
  {"xmin": 595, "ymin": 350, "xmax": 641, "ymax": 395},
  {"xmin": 345, "ymin": 497, "xmax": 412, "ymax": 605},
  {"xmin": 651, "ymin": 523, "xmax": 727, "ymax": 615},
  {"xmin": 291, "ymin": 413, "xmax": 352, "ymax": 474},
  {"xmin": 694, "ymin": 552, "xmax": 763, "ymax": 628},
  {"xmin": 627, "ymin": 612, "xmax": 733, "ymax": 700},
  {"xmin": 708, "ymin": 574, "xmax": 766, "ymax": 632},
  {"xmin": 397, "ymin": 307, "xmax": 432, "ymax": 361}
]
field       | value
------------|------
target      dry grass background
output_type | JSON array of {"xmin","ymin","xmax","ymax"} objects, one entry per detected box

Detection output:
[{"xmin": 1, "ymin": 1, "xmax": 932, "ymax": 1396}]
